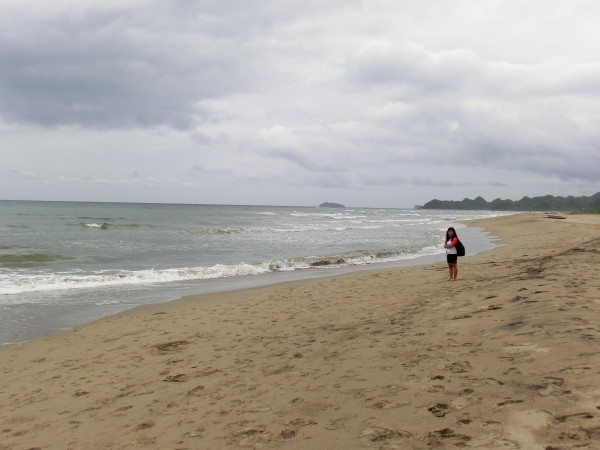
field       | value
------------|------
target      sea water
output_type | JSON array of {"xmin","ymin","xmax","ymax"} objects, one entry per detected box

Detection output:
[{"xmin": 0, "ymin": 201, "xmax": 510, "ymax": 344}]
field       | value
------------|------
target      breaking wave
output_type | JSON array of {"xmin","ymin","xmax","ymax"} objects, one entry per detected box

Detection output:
[{"xmin": 0, "ymin": 246, "xmax": 442, "ymax": 298}]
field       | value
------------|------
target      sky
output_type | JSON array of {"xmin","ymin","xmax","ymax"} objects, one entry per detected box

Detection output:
[{"xmin": 1, "ymin": 0, "xmax": 599, "ymax": 208}]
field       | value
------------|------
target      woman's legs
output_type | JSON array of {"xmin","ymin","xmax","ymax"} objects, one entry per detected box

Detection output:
[
  {"xmin": 446, "ymin": 255, "xmax": 458, "ymax": 281},
  {"xmin": 448, "ymin": 263, "xmax": 458, "ymax": 281}
]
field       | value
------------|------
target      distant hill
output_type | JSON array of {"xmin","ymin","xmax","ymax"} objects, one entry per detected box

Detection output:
[
  {"xmin": 419, "ymin": 192, "xmax": 600, "ymax": 212},
  {"xmin": 319, "ymin": 202, "xmax": 345, "ymax": 208}
]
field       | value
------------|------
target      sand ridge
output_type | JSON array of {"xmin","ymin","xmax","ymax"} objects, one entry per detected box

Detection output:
[{"xmin": 1, "ymin": 213, "xmax": 599, "ymax": 449}]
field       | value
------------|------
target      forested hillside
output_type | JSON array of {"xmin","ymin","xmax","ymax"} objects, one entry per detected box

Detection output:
[{"xmin": 419, "ymin": 193, "xmax": 600, "ymax": 211}]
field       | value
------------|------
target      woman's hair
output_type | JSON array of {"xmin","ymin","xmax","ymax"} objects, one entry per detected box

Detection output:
[{"xmin": 446, "ymin": 227, "xmax": 458, "ymax": 241}]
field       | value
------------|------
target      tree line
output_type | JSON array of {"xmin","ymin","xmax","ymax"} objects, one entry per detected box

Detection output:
[{"xmin": 419, "ymin": 192, "xmax": 600, "ymax": 212}]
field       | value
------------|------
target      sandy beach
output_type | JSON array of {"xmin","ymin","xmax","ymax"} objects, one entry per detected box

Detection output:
[{"xmin": 1, "ymin": 213, "xmax": 599, "ymax": 449}]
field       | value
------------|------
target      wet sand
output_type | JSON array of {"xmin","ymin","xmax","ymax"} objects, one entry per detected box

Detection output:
[{"xmin": 1, "ymin": 213, "xmax": 599, "ymax": 449}]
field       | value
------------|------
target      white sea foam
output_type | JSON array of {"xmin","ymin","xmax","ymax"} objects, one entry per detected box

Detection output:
[
  {"xmin": 0, "ymin": 245, "xmax": 449, "ymax": 299},
  {"xmin": 289, "ymin": 212, "xmax": 365, "ymax": 220},
  {"xmin": 0, "ymin": 263, "xmax": 271, "ymax": 298}
]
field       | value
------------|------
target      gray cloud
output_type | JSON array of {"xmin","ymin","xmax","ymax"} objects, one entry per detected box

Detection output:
[
  {"xmin": 0, "ymin": 2, "xmax": 258, "ymax": 129},
  {"xmin": 1, "ymin": 1, "xmax": 599, "ymax": 206}
]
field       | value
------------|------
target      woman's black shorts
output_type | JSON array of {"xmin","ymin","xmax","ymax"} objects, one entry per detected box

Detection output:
[{"xmin": 447, "ymin": 254, "xmax": 458, "ymax": 264}]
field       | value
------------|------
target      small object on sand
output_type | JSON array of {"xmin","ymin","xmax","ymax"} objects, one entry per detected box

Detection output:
[{"xmin": 544, "ymin": 212, "xmax": 567, "ymax": 219}]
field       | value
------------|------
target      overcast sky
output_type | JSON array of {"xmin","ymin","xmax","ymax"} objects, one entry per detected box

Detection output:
[{"xmin": 1, "ymin": 0, "xmax": 599, "ymax": 208}]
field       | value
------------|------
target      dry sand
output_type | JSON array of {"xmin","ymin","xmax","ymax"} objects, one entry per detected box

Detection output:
[{"xmin": 1, "ymin": 213, "xmax": 599, "ymax": 449}]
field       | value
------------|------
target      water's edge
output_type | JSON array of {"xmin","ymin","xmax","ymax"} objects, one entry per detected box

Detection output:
[{"xmin": 1, "ymin": 224, "xmax": 499, "ymax": 346}]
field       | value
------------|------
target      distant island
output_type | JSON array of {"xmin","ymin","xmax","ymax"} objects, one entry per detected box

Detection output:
[
  {"xmin": 418, "ymin": 192, "xmax": 600, "ymax": 212},
  {"xmin": 319, "ymin": 202, "xmax": 345, "ymax": 208}
]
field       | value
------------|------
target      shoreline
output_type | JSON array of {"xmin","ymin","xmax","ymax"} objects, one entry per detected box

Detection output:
[
  {"xmin": 1, "ymin": 220, "xmax": 499, "ymax": 346},
  {"xmin": 1, "ymin": 213, "xmax": 599, "ymax": 449}
]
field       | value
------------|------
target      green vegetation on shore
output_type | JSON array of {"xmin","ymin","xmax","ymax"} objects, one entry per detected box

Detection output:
[{"xmin": 419, "ymin": 192, "xmax": 600, "ymax": 212}]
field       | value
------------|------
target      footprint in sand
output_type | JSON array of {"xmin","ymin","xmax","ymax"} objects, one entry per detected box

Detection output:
[
  {"xmin": 153, "ymin": 340, "xmax": 190, "ymax": 354},
  {"xmin": 135, "ymin": 421, "xmax": 155, "ymax": 431},
  {"xmin": 187, "ymin": 385, "xmax": 205, "ymax": 395},
  {"xmin": 427, "ymin": 428, "xmax": 472, "ymax": 446},
  {"xmin": 361, "ymin": 426, "xmax": 411, "ymax": 442},
  {"xmin": 428, "ymin": 402, "xmax": 450, "ymax": 417},
  {"xmin": 230, "ymin": 425, "xmax": 273, "ymax": 447},
  {"xmin": 497, "ymin": 398, "xmax": 524, "ymax": 407},
  {"xmin": 446, "ymin": 361, "xmax": 472, "ymax": 373},
  {"xmin": 325, "ymin": 417, "xmax": 348, "ymax": 430},
  {"xmin": 163, "ymin": 374, "xmax": 188, "ymax": 382},
  {"xmin": 370, "ymin": 399, "xmax": 410, "ymax": 409}
]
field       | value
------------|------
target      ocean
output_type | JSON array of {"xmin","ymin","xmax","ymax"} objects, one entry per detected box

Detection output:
[{"xmin": 0, "ymin": 201, "xmax": 510, "ymax": 344}]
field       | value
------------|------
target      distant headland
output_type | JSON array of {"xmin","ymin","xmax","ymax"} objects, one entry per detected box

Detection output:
[
  {"xmin": 319, "ymin": 202, "xmax": 345, "ymax": 208},
  {"xmin": 418, "ymin": 192, "xmax": 600, "ymax": 212}
]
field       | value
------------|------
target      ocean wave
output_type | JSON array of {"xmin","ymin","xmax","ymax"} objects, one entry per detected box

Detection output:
[
  {"xmin": 214, "ymin": 227, "xmax": 244, "ymax": 235},
  {"xmin": 0, "ymin": 246, "xmax": 445, "ymax": 297},
  {"xmin": 0, "ymin": 263, "xmax": 271, "ymax": 297},
  {"xmin": 289, "ymin": 212, "xmax": 367, "ymax": 220},
  {"xmin": 7, "ymin": 224, "xmax": 32, "ymax": 230},
  {"xmin": 83, "ymin": 222, "xmax": 109, "ymax": 229},
  {"xmin": 208, "ymin": 223, "xmax": 384, "ymax": 235},
  {"xmin": 81, "ymin": 222, "xmax": 142, "ymax": 229},
  {"xmin": 269, "ymin": 246, "xmax": 442, "ymax": 271},
  {"xmin": 78, "ymin": 216, "xmax": 119, "ymax": 221},
  {"xmin": 0, "ymin": 253, "xmax": 75, "ymax": 268},
  {"xmin": 0, "ymin": 244, "xmax": 33, "ymax": 250}
]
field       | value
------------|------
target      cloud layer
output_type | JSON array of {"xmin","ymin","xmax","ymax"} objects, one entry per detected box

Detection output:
[{"xmin": 1, "ymin": 0, "xmax": 599, "ymax": 206}]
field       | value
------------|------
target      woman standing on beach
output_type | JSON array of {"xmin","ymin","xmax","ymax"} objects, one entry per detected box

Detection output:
[{"xmin": 444, "ymin": 227, "xmax": 459, "ymax": 281}]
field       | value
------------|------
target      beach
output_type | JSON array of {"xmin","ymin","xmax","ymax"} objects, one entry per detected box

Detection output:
[{"xmin": 1, "ymin": 213, "xmax": 599, "ymax": 449}]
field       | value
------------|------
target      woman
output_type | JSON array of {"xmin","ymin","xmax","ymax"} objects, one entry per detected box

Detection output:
[{"xmin": 444, "ymin": 227, "xmax": 459, "ymax": 281}]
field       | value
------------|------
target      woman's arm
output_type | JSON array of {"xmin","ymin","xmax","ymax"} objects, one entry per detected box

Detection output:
[{"xmin": 444, "ymin": 237, "xmax": 458, "ymax": 248}]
